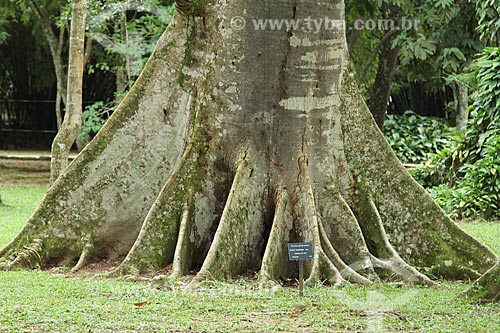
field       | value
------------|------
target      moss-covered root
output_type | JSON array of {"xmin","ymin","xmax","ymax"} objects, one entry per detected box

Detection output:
[
  {"xmin": 2, "ymin": 238, "xmax": 44, "ymax": 270},
  {"xmin": 114, "ymin": 143, "xmax": 199, "ymax": 276},
  {"xmin": 295, "ymin": 155, "xmax": 345, "ymax": 287},
  {"xmin": 318, "ymin": 222, "xmax": 371, "ymax": 285},
  {"xmin": 71, "ymin": 235, "xmax": 94, "ymax": 273},
  {"xmin": 364, "ymin": 196, "xmax": 435, "ymax": 286},
  {"xmin": 341, "ymin": 70, "xmax": 498, "ymax": 278},
  {"xmin": 319, "ymin": 192, "xmax": 378, "ymax": 280},
  {"xmin": 189, "ymin": 154, "xmax": 266, "ymax": 288},
  {"xmin": 170, "ymin": 199, "xmax": 194, "ymax": 278},
  {"xmin": 259, "ymin": 189, "xmax": 294, "ymax": 284},
  {"xmin": 465, "ymin": 262, "xmax": 500, "ymax": 303}
]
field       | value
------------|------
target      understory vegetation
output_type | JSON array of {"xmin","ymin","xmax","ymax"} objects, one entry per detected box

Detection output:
[
  {"xmin": 0, "ymin": 185, "xmax": 499, "ymax": 332},
  {"xmin": 384, "ymin": 111, "xmax": 457, "ymax": 165},
  {"xmin": 386, "ymin": 47, "xmax": 500, "ymax": 220}
]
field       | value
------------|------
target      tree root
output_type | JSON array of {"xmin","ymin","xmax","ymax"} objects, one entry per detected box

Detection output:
[
  {"xmin": 318, "ymin": 222, "xmax": 371, "ymax": 285},
  {"xmin": 71, "ymin": 235, "xmax": 94, "ymax": 273},
  {"xmin": 170, "ymin": 199, "xmax": 193, "ymax": 278},
  {"xmin": 296, "ymin": 155, "xmax": 345, "ymax": 286},
  {"xmin": 260, "ymin": 189, "xmax": 293, "ymax": 284},
  {"xmin": 365, "ymin": 197, "xmax": 435, "ymax": 286},
  {"xmin": 318, "ymin": 191, "xmax": 378, "ymax": 279},
  {"xmin": 463, "ymin": 262, "xmax": 500, "ymax": 303},
  {"xmin": 7, "ymin": 238, "xmax": 44, "ymax": 270},
  {"xmin": 114, "ymin": 142, "xmax": 197, "ymax": 276},
  {"xmin": 189, "ymin": 152, "xmax": 266, "ymax": 287}
]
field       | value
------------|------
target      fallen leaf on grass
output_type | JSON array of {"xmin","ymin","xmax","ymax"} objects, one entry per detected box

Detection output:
[
  {"xmin": 290, "ymin": 305, "xmax": 309, "ymax": 317},
  {"xmin": 133, "ymin": 301, "xmax": 151, "ymax": 307},
  {"xmin": 12, "ymin": 305, "xmax": 24, "ymax": 313},
  {"xmin": 312, "ymin": 303, "xmax": 321, "ymax": 309}
]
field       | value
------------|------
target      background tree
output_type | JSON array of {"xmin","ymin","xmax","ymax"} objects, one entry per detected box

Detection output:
[
  {"xmin": 348, "ymin": 0, "xmax": 481, "ymax": 130},
  {"xmin": 26, "ymin": 0, "xmax": 68, "ymax": 129},
  {"xmin": 78, "ymin": 0, "xmax": 174, "ymax": 145},
  {"xmin": 0, "ymin": 0, "xmax": 62, "ymax": 144},
  {"xmin": 50, "ymin": 0, "xmax": 86, "ymax": 183}
]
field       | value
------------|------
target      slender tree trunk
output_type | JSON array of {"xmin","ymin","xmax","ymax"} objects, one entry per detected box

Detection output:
[
  {"xmin": 50, "ymin": 0, "xmax": 86, "ymax": 183},
  {"xmin": 75, "ymin": 38, "xmax": 94, "ymax": 152},
  {"xmin": 358, "ymin": 30, "xmax": 399, "ymax": 85},
  {"xmin": 55, "ymin": 90, "xmax": 62, "ymax": 130},
  {"xmin": 347, "ymin": 24, "xmax": 361, "ymax": 53},
  {"xmin": 1, "ymin": 0, "xmax": 497, "ymax": 299},
  {"xmin": 367, "ymin": 37, "xmax": 399, "ymax": 131},
  {"xmin": 54, "ymin": 26, "xmax": 66, "ymax": 130},
  {"xmin": 28, "ymin": 1, "xmax": 67, "ymax": 126},
  {"xmin": 115, "ymin": 17, "xmax": 130, "ymax": 99},
  {"xmin": 453, "ymin": 81, "xmax": 468, "ymax": 133}
]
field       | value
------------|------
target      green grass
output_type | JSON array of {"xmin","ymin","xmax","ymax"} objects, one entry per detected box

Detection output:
[
  {"xmin": 0, "ymin": 185, "xmax": 499, "ymax": 332},
  {"xmin": 0, "ymin": 185, "xmax": 48, "ymax": 247},
  {"xmin": 461, "ymin": 221, "xmax": 500, "ymax": 254}
]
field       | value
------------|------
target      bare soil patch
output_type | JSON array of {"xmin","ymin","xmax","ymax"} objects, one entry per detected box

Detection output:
[{"xmin": 0, "ymin": 158, "xmax": 50, "ymax": 185}]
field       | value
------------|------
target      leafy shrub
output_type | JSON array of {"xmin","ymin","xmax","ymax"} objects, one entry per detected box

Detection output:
[
  {"xmin": 385, "ymin": 111, "xmax": 457, "ymax": 164},
  {"xmin": 79, "ymin": 101, "xmax": 114, "ymax": 141},
  {"xmin": 413, "ymin": 48, "xmax": 500, "ymax": 219}
]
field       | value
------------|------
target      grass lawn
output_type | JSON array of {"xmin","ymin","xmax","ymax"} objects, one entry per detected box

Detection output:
[
  {"xmin": 0, "ymin": 185, "xmax": 48, "ymax": 247},
  {"xmin": 1, "ymin": 185, "xmax": 499, "ymax": 332}
]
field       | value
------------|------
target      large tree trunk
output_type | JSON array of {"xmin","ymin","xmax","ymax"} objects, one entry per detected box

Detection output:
[
  {"xmin": 1, "ymin": 0, "xmax": 498, "ymax": 293},
  {"xmin": 50, "ymin": 0, "xmax": 86, "ymax": 183},
  {"xmin": 367, "ymin": 36, "xmax": 399, "ymax": 131}
]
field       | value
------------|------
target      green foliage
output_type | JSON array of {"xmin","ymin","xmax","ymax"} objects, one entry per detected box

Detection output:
[
  {"xmin": 79, "ymin": 101, "xmax": 113, "ymax": 140},
  {"xmin": 390, "ymin": 0, "xmax": 481, "ymax": 101},
  {"xmin": 475, "ymin": 0, "xmax": 500, "ymax": 44},
  {"xmin": 88, "ymin": 0, "xmax": 175, "ymax": 86},
  {"xmin": 398, "ymin": 33, "xmax": 437, "ymax": 64},
  {"xmin": 385, "ymin": 111, "xmax": 457, "ymax": 164},
  {"xmin": 0, "ymin": 17, "xmax": 10, "ymax": 44},
  {"xmin": 413, "ymin": 47, "xmax": 500, "ymax": 219},
  {"xmin": 440, "ymin": 47, "xmax": 467, "ymax": 73}
]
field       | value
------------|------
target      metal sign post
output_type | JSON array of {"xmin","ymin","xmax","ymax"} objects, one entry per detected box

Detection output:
[{"xmin": 287, "ymin": 242, "xmax": 314, "ymax": 297}]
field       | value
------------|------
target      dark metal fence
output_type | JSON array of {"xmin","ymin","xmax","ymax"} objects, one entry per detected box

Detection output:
[{"xmin": 0, "ymin": 99, "xmax": 58, "ymax": 149}]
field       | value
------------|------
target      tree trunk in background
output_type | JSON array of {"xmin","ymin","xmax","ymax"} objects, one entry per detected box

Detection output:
[
  {"xmin": 50, "ymin": 0, "xmax": 86, "ymax": 183},
  {"xmin": 28, "ymin": 1, "xmax": 67, "ymax": 130},
  {"xmin": 453, "ymin": 81, "xmax": 469, "ymax": 133},
  {"xmin": 367, "ymin": 37, "xmax": 399, "ymax": 131},
  {"xmin": 347, "ymin": 26, "xmax": 361, "ymax": 54},
  {"xmin": 1, "ymin": 0, "xmax": 497, "ymax": 297},
  {"xmin": 115, "ymin": 17, "xmax": 131, "ymax": 102}
]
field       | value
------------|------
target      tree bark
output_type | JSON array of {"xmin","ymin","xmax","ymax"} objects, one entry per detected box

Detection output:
[
  {"xmin": 0, "ymin": 0, "xmax": 497, "ymax": 297},
  {"xmin": 367, "ymin": 36, "xmax": 399, "ymax": 131},
  {"xmin": 453, "ymin": 81, "xmax": 468, "ymax": 133},
  {"xmin": 50, "ymin": 0, "xmax": 86, "ymax": 183},
  {"xmin": 465, "ymin": 262, "xmax": 500, "ymax": 303},
  {"xmin": 28, "ymin": 1, "xmax": 67, "ymax": 127}
]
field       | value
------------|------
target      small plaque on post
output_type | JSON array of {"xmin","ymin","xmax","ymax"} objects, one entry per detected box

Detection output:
[
  {"xmin": 287, "ymin": 242, "xmax": 314, "ymax": 297},
  {"xmin": 287, "ymin": 242, "xmax": 313, "ymax": 261}
]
